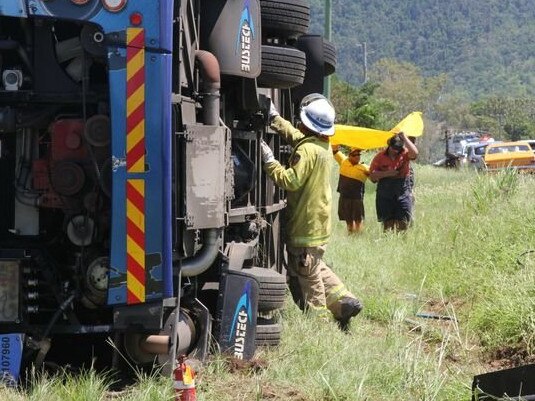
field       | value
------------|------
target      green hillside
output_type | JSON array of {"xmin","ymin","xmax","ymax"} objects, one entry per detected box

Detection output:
[{"xmin": 309, "ymin": 0, "xmax": 535, "ymax": 100}]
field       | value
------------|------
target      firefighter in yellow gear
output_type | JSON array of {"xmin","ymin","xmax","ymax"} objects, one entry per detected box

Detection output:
[{"xmin": 260, "ymin": 94, "xmax": 363, "ymax": 330}]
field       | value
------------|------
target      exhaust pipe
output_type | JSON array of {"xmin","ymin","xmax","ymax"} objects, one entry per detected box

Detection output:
[
  {"xmin": 195, "ymin": 50, "xmax": 220, "ymax": 125},
  {"xmin": 139, "ymin": 335, "xmax": 170, "ymax": 355}
]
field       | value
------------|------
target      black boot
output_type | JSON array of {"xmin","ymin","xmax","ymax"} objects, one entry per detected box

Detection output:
[{"xmin": 336, "ymin": 297, "xmax": 363, "ymax": 332}]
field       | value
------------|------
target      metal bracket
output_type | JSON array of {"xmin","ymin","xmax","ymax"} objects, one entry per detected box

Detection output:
[
  {"xmin": 177, "ymin": 130, "xmax": 194, "ymax": 142},
  {"xmin": 184, "ymin": 214, "xmax": 194, "ymax": 227}
]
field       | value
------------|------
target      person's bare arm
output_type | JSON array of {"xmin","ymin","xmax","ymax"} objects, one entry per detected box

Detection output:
[
  {"xmin": 331, "ymin": 144, "xmax": 340, "ymax": 154},
  {"xmin": 369, "ymin": 170, "xmax": 399, "ymax": 182},
  {"xmin": 399, "ymin": 132, "xmax": 418, "ymax": 159}
]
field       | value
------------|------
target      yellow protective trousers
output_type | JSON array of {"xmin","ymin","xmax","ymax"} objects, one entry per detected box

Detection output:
[{"xmin": 287, "ymin": 245, "xmax": 355, "ymax": 320}]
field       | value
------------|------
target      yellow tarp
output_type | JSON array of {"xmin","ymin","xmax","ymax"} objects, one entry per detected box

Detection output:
[
  {"xmin": 390, "ymin": 111, "xmax": 424, "ymax": 137},
  {"xmin": 331, "ymin": 111, "xmax": 424, "ymax": 150}
]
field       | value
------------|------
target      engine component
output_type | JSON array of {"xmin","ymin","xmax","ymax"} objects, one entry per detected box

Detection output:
[
  {"xmin": 50, "ymin": 161, "xmax": 86, "ymax": 196},
  {"xmin": 80, "ymin": 24, "xmax": 107, "ymax": 57},
  {"xmin": 54, "ymin": 34, "xmax": 88, "ymax": 82},
  {"xmin": 14, "ymin": 130, "xmax": 40, "ymax": 235},
  {"xmin": 83, "ymin": 192, "xmax": 103, "ymax": 213},
  {"xmin": 2, "ymin": 69, "xmax": 23, "ymax": 91},
  {"xmin": 55, "ymin": 36, "xmax": 82, "ymax": 64},
  {"xmin": 0, "ymin": 107, "xmax": 16, "ymax": 133},
  {"xmin": 84, "ymin": 114, "xmax": 110, "ymax": 147},
  {"xmin": 32, "ymin": 159, "xmax": 50, "ymax": 190},
  {"xmin": 81, "ymin": 256, "xmax": 109, "ymax": 308},
  {"xmin": 50, "ymin": 119, "xmax": 87, "ymax": 161},
  {"xmin": 66, "ymin": 215, "xmax": 95, "ymax": 246}
]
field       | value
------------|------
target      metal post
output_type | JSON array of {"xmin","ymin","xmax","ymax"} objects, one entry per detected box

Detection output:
[
  {"xmin": 362, "ymin": 42, "xmax": 367, "ymax": 83},
  {"xmin": 323, "ymin": 0, "xmax": 332, "ymax": 99}
]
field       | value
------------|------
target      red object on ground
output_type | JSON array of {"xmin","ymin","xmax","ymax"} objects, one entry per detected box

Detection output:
[{"xmin": 174, "ymin": 356, "xmax": 196, "ymax": 401}]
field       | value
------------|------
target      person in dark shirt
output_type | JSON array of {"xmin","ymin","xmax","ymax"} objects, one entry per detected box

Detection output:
[{"xmin": 369, "ymin": 132, "xmax": 418, "ymax": 231}]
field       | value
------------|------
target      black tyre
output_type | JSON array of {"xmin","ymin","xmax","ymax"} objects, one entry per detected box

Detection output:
[
  {"xmin": 323, "ymin": 39, "xmax": 336, "ymax": 76},
  {"xmin": 258, "ymin": 286, "xmax": 286, "ymax": 311},
  {"xmin": 255, "ymin": 322, "xmax": 282, "ymax": 347},
  {"xmin": 258, "ymin": 45, "xmax": 306, "ymax": 89},
  {"xmin": 260, "ymin": 0, "xmax": 310, "ymax": 39},
  {"xmin": 243, "ymin": 266, "xmax": 287, "ymax": 312}
]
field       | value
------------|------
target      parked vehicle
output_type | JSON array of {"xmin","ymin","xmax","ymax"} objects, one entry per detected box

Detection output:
[
  {"xmin": 484, "ymin": 141, "xmax": 535, "ymax": 171},
  {"xmin": 462, "ymin": 142, "xmax": 492, "ymax": 169},
  {"xmin": 0, "ymin": 0, "xmax": 335, "ymax": 382},
  {"xmin": 435, "ymin": 131, "xmax": 495, "ymax": 169},
  {"xmin": 447, "ymin": 131, "xmax": 481, "ymax": 156},
  {"xmin": 525, "ymin": 139, "xmax": 535, "ymax": 153}
]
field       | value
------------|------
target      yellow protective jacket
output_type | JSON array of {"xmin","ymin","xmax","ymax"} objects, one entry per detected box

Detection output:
[
  {"xmin": 264, "ymin": 116, "xmax": 332, "ymax": 247},
  {"xmin": 334, "ymin": 151, "xmax": 369, "ymax": 199}
]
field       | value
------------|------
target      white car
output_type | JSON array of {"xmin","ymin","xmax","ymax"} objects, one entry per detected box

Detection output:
[{"xmin": 464, "ymin": 142, "xmax": 490, "ymax": 169}]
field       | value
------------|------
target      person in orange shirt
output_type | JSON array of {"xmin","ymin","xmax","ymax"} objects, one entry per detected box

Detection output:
[{"xmin": 332, "ymin": 145, "xmax": 370, "ymax": 234}]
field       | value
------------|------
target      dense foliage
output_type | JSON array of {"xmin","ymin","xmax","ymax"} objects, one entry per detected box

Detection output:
[{"xmin": 309, "ymin": 0, "xmax": 535, "ymax": 100}]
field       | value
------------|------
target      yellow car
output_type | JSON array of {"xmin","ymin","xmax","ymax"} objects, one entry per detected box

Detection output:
[{"xmin": 484, "ymin": 141, "xmax": 535, "ymax": 171}]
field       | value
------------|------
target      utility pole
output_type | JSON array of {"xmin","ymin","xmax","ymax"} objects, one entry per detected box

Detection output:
[
  {"xmin": 362, "ymin": 41, "xmax": 367, "ymax": 83},
  {"xmin": 345, "ymin": 42, "xmax": 367, "ymax": 123},
  {"xmin": 323, "ymin": 0, "xmax": 332, "ymax": 99}
]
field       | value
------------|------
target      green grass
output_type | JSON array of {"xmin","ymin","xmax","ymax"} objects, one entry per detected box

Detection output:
[{"xmin": 2, "ymin": 165, "xmax": 535, "ymax": 400}]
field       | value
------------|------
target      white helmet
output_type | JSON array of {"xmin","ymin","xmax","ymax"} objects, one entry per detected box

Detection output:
[{"xmin": 299, "ymin": 93, "xmax": 336, "ymax": 136}]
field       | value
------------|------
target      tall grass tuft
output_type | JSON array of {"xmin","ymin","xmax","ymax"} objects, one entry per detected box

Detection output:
[{"xmin": 467, "ymin": 168, "xmax": 518, "ymax": 213}]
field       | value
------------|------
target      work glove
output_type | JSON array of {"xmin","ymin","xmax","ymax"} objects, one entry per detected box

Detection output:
[
  {"xmin": 260, "ymin": 140, "xmax": 275, "ymax": 164},
  {"xmin": 268, "ymin": 99, "xmax": 280, "ymax": 121}
]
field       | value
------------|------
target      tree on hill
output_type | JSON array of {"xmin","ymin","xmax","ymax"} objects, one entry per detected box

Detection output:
[
  {"xmin": 331, "ymin": 77, "xmax": 392, "ymax": 128},
  {"xmin": 309, "ymin": 0, "xmax": 535, "ymax": 100},
  {"xmin": 471, "ymin": 97, "xmax": 535, "ymax": 141},
  {"xmin": 369, "ymin": 58, "xmax": 447, "ymax": 127}
]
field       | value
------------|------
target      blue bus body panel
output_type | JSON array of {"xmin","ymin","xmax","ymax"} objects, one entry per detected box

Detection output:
[
  {"xmin": 106, "ymin": 50, "xmax": 173, "ymax": 304},
  {"xmin": 0, "ymin": 334, "xmax": 23, "ymax": 383},
  {"xmin": 106, "ymin": 42, "xmax": 173, "ymax": 304},
  {"xmin": 160, "ymin": 53, "xmax": 173, "ymax": 299},
  {"xmin": 0, "ymin": 1, "xmax": 26, "ymax": 17}
]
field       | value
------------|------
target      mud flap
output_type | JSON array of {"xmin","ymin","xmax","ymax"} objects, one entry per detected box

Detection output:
[
  {"xmin": 215, "ymin": 269, "xmax": 259, "ymax": 360},
  {"xmin": 0, "ymin": 334, "xmax": 23, "ymax": 385},
  {"xmin": 472, "ymin": 364, "xmax": 535, "ymax": 400}
]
